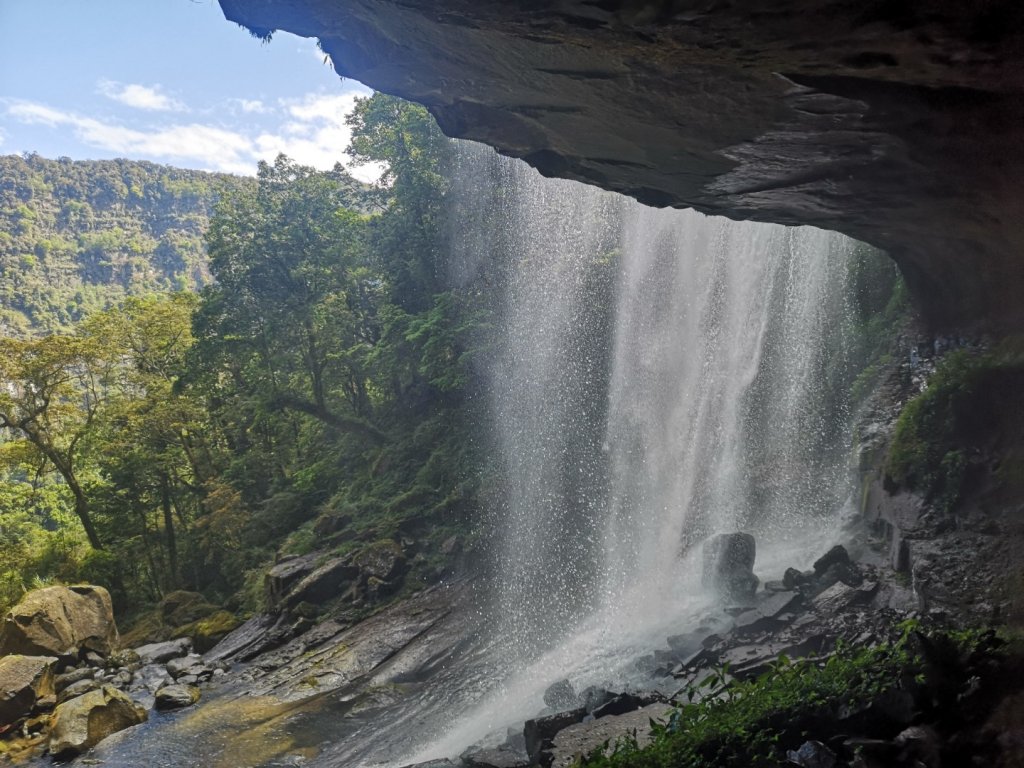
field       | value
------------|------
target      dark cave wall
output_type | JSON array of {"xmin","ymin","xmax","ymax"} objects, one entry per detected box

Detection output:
[{"xmin": 219, "ymin": 0, "xmax": 1024, "ymax": 330}]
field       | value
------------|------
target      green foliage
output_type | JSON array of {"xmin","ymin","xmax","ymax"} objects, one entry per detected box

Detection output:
[
  {"xmin": 886, "ymin": 341, "xmax": 1024, "ymax": 511},
  {"xmin": 580, "ymin": 628, "xmax": 991, "ymax": 768},
  {"xmin": 0, "ymin": 153, "xmax": 255, "ymax": 335},
  {"xmin": 0, "ymin": 97, "xmax": 492, "ymax": 622}
]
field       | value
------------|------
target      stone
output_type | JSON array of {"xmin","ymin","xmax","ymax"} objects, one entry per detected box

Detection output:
[
  {"xmin": 701, "ymin": 532, "xmax": 759, "ymax": 602},
  {"xmin": 543, "ymin": 679, "xmax": 577, "ymax": 711},
  {"xmin": 547, "ymin": 703, "xmax": 673, "ymax": 768},
  {"xmin": 786, "ymin": 740, "xmax": 837, "ymax": 768},
  {"xmin": 54, "ymin": 666, "xmax": 94, "ymax": 693},
  {"xmin": 133, "ymin": 637, "xmax": 192, "ymax": 665},
  {"xmin": 0, "ymin": 654, "xmax": 57, "ymax": 725},
  {"xmin": 283, "ymin": 555, "xmax": 360, "ymax": 608},
  {"xmin": 783, "ymin": 568, "xmax": 810, "ymax": 589},
  {"xmin": 159, "ymin": 591, "xmax": 217, "ymax": 627},
  {"xmin": 0, "ymin": 586, "xmax": 118, "ymax": 659},
  {"xmin": 813, "ymin": 581, "xmax": 878, "ymax": 614},
  {"xmin": 590, "ymin": 691, "xmax": 665, "ymax": 719},
  {"xmin": 460, "ymin": 746, "xmax": 528, "ymax": 768},
  {"xmin": 166, "ymin": 653, "xmax": 205, "ymax": 679},
  {"xmin": 57, "ymin": 677, "xmax": 102, "ymax": 704},
  {"xmin": 353, "ymin": 539, "xmax": 407, "ymax": 581},
  {"xmin": 815, "ymin": 561, "xmax": 863, "ymax": 592},
  {"xmin": 734, "ymin": 591, "xmax": 802, "ymax": 633},
  {"xmin": 398, "ymin": 761, "xmax": 456, "ymax": 768},
  {"xmin": 48, "ymin": 685, "xmax": 147, "ymax": 758},
  {"xmin": 578, "ymin": 686, "xmax": 615, "ymax": 714},
  {"xmin": 264, "ymin": 553, "xmax": 320, "ymax": 607},
  {"xmin": 812, "ymin": 545, "xmax": 851, "ymax": 575},
  {"xmin": 171, "ymin": 611, "xmax": 241, "ymax": 653},
  {"xmin": 524, "ymin": 708, "xmax": 586, "ymax": 765},
  {"xmin": 154, "ymin": 683, "xmax": 201, "ymax": 711},
  {"xmin": 128, "ymin": 663, "xmax": 173, "ymax": 694}
]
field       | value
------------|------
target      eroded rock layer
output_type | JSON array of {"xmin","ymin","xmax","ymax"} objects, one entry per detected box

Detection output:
[{"xmin": 219, "ymin": 0, "xmax": 1024, "ymax": 328}]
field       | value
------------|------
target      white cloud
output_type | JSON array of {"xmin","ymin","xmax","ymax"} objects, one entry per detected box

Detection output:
[
  {"xmin": 5, "ymin": 93, "xmax": 385, "ymax": 182},
  {"xmin": 0, "ymin": 127, "xmax": 6, "ymax": 149},
  {"xmin": 236, "ymin": 99, "xmax": 266, "ymax": 114},
  {"xmin": 98, "ymin": 80, "xmax": 186, "ymax": 112},
  {"xmin": 249, "ymin": 92, "xmax": 385, "ymax": 182},
  {"xmin": 8, "ymin": 102, "xmax": 254, "ymax": 174}
]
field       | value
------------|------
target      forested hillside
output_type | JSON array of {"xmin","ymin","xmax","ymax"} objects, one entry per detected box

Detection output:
[
  {"xmin": 0, "ymin": 96, "xmax": 500, "ymax": 640},
  {"xmin": 0, "ymin": 154, "xmax": 252, "ymax": 334}
]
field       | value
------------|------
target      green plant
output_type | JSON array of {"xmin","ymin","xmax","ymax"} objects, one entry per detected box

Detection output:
[{"xmin": 579, "ymin": 627, "xmax": 992, "ymax": 768}]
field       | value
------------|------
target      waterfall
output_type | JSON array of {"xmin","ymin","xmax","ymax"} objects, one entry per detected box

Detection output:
[{"xmin": 401, "ymin": 143, "xmax": 865, "ymax": 763}]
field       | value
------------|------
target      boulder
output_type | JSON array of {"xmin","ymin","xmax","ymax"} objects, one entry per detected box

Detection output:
[
  {"xmin": 283, "ymin": 556, "xmax": 360, "ymax": 608},
  {"xmin": 166, "ymin": 653, "xmax": 207, "ymax": 680},
  {"xmin": 460, "ymin": 746, "xmax": 528, "ymax": 768},
  {"xmin": 54, "ymin": 667, "xmax": 94, "ymax": 693},
  {"xmin": 353, "ymin": 539, "xmax": 407, "ymax": 582},
  {"xmin": 548, "ymin": 703, "xmax": 673, "ymax": 768},
  {"xmin": 543, "ymin": 679, "xmax": 577, "ymax": 711},
  {"xmin": 783, "ymin": 568, "xmax": 811, "ymax": 590},
  {"xmin": 0, "ymin": 654, "xmax": 57, "ymax": 725},
  {"xmin": 48, "ymin": 685, "xmax": 147, "ymax": 758},
  {"xmin": 0, "ymin": 586, "xmax": 118, "ymax": 659},
  {"xmin": 154, "ymin": 683, "xmax": 201, "ymax": 711},
  {"xmin": 170, "ymin": 611, "xmax": 241, "ymax": 653},
  {"xmin": 701, "ymin": 533, "xmax": 759, "ymax": 602},
  {"xmin": 812, "ymin": 545, "xmax": 850, "ymax": 575},
  {"xmin": 57, "ymin": 678, "xmax": 102, "ymax": 704},
  {"xmin": 133, "ymin": 637, "xmax": 192, "ymax": 665},
  {"xmin": 159, "ymin": 591, "xmax": 216, "ymax": 627},
  {"xmin": 524, "ymin": 708, "xmax": 586, "ymax": 765},
  {"xmin": 264, "ymin": 553, "xmax": 320, "ymax": 607}
]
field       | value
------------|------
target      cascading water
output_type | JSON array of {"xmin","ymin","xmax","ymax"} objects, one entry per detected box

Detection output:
[{"xmin": 400, "ymin": 142, "xmax": 867, "ymax": 762}]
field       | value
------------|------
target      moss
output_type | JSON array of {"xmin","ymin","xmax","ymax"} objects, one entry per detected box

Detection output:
[
  {"xmin": 171, "ymin": 610, "xmax": 241, "ymax": 653},
  {"xmin": 885, "ymin": 342, "xmax": 1024, "ymax": 512}
]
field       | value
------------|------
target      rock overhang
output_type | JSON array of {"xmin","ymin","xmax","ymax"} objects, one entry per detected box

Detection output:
[{"xmin": 218, "ymin": 0, "xmax": 1024, "ymax": 330}]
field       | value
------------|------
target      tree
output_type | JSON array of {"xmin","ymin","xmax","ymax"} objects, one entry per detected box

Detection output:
[
  {"xmin": 0, "ymin": 333, "xmax": 113, "ymax": 548},
  {"xmin": 197, "ymin": 155, "xmax": 385, "ymax": 444}
]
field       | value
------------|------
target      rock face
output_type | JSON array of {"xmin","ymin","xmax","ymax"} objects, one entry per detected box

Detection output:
[
  {"xmin": 48, "ymin": 685, "xmax": 147, "ymax": 758},
  {"xmin": 220, "ymin": 0, "xmax": 1024, "ymax": 330},
  {"xmin": 701, "ymin": 532, "xmax": 759, "ymax": 602},
  {"xmin": 0, "ymin": 586, "xmax": 118, "ymax": 659},
  {"xmin": 0, "ymin": 655, "xmax": 57, "ymax": 725}
]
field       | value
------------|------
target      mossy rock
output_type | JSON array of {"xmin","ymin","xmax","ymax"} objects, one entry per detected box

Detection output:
[
  {"xmin": 160, "ymin": 591, "xmax": 218, "ymax": 627},
  {"xmin": 119, "ymin": 610, "xmax": 169, "ymax": 648},
  {"xmin": 171, "ymin": 610, "xmax": 241, "ymax": 653}
]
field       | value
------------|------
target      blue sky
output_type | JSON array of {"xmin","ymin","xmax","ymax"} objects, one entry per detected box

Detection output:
[{"xmin": 0, "ymin": 0, "xmax": 382, "ymax": 179}]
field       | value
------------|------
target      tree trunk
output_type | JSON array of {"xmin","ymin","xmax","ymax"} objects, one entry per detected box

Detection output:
[{"xmin": 161, "ymin": 474, "xmax": 178, "ymax": 588}]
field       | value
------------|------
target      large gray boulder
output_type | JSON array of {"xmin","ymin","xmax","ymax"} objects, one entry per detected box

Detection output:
[
  {"xmin": 0, "ymin": 586, "xmax": 118, "ymax": 659},
  {"xmin": 701, "ymin": 533, "xmax": 759, "ymax": 603},
  {"xmin": 0, "ymin": 654, "xmax": 57, "ymax": 725},
  {"xmin": 48, "ymin": 685, "xmax": 147, "ymax": 758}
]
